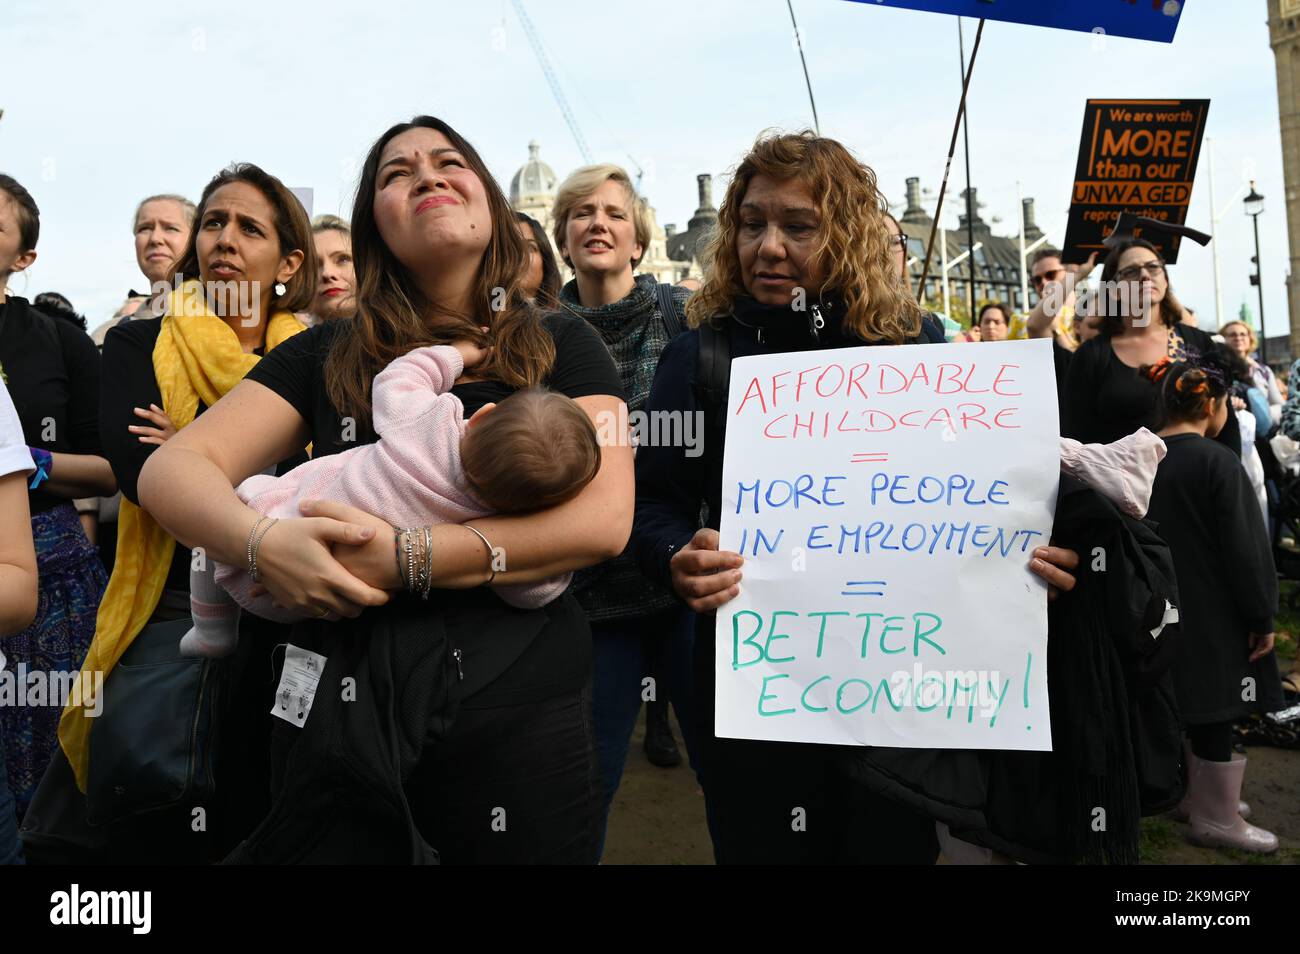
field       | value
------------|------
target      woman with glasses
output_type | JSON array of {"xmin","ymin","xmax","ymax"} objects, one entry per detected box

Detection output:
[
  {"xmin": 884, "ymin": 211, "xmax": 945, "ymax": 340},
  {"xmin": 1061, "ymin": 238, "xmax": 1239, "ymax": 455},
  {"xmin": 883, "ymin": 212, "xmax": 910, "ymax": 285},
  {"xmin": 1220, "ymin": 320, "xmax": 1282, "ymax": 431}
]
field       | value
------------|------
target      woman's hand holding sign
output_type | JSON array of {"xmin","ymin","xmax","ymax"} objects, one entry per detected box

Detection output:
[
  {"xmin": 671, "ymin": 528, "xmax": 744, "ymax": 612},
  {"xmin": 1031, "ymin": 544, "xmax": 1079, "ymax": 601}
]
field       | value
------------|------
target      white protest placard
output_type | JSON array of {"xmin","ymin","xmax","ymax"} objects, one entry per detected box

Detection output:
[
  {"xmin": 716, "ymin": 338, "xmax": 1059, "ymax": 751},
  {"xmin": 289, "ymin": 186, "xmax": 314, "ymax": 219}
]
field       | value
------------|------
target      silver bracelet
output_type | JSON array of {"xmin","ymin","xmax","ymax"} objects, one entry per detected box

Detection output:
[
  {"xmin": 249, "ymin": 518, "xmax": 279, "ymax": 582},
  {"xmin": 393, "ymin": 526, "xmax": 407, "ymax": 591},
  {"xmin": 394, "ymin": 526, "xmax": 432, "ymax": 597},
  {"xmin": 421, "ymin": 526, "xmax": 433, "ymax": 599},
  {"xmin": 246, "ymin": 515, "xmax": 270, "ymax": 579},
  {"xmin": 462, "ymin": 525, "xmax": 496, "ymax": 584}
]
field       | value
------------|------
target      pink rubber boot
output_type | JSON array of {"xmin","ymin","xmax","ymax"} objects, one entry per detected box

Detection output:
[
  {"xmin": 1172, "ymin": 746, "xmax": 1250, "ymax": 821},
  {"xmin": 1187, "ymin": 755, "xmax": 1278, "ymax": 854}
]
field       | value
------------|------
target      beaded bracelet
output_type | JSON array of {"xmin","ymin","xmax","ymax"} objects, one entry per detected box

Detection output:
[
  {"xmin": 395, "ymin": 526, "xmax": 413, "ymax": 593},
  {"xmin": 394, "ymin": 526, "xmax": 435, "ymax": 598}
]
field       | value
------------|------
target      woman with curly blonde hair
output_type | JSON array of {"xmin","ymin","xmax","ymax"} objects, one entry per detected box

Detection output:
[
  {"xmin": 631, "ymin": 131, "xmax": 1081, "ymax": 864},
  {"xmin": 684, "ymin": 132, "xmax": 922, "ymax": 342}
]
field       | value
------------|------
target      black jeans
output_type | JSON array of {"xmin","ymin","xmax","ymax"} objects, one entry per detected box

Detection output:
[
  {"xmin": 1187, "ymin": 721, "xmax": 1234, "ymax": 762},
  {"xmin": 405, "ymin": 687, "xmax": 600, "ymax": 864}
]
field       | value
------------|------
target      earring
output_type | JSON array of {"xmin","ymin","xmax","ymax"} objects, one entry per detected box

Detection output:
[{"xmin": 274, "ymin": 282, "xmax": 286, "ymax": 296}]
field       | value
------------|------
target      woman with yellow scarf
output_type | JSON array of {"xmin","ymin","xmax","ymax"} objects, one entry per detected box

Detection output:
[{"xmin": 24, "ymin": 163, "xmax": 315, "ymax": 863}]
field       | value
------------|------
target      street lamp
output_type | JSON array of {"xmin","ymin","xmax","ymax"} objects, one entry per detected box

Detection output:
[{"xmin": 1245, "ymin": 180, "xmax": 1266, "ymax": 363}]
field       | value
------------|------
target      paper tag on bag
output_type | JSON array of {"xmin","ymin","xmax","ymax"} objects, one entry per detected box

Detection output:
[{"xmin": 270, "ymin": 644, "xmax": 327, "ymax": 727}]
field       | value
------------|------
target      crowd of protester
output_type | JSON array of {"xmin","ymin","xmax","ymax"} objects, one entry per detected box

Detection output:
[{"xmin": 0, "ymin": 118, "xmax": 1291, "ymax": 866}]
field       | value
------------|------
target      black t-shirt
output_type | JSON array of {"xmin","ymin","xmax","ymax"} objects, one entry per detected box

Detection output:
[
  {"xmin": 0, "ymin": 297, "xmax": 102, "ymax": 515},
  {"xmin": 101, "ymin": 316, "xmax": 306, "ymax": 593},
  {"xmin": 1061, "ymin": 323, "xmax": 1241, "ymax": 455},
  {"xmin": 245, "ymin": 313, "xmax": 626, "ymax": 706},
  {"xmin": 1052, "ymin": 339, "xmax": 1073, "ymax": 422}
]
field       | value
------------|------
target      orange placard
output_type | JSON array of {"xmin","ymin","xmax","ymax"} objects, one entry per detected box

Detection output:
[{"xmin": 1061, "ymin": 99, "xmax": 1209, "ymax": 264}]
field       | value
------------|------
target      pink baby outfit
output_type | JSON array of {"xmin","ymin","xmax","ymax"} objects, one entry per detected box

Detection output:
[{"xmin": 214, "ymin": 345, "xmax": 568, "ymax": 621}]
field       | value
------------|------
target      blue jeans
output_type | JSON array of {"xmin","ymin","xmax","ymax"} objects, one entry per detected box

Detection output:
[
  {"xmin": 589, "ymin": 605, "xmax": 699, "ymax": 858},
  {"xmin": 0, "ymin": 731, "xmax": 24, "ymax": 865}
]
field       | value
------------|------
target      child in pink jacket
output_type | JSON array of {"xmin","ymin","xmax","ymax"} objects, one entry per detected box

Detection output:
[{"xmin": 181, "ymin": 342, "xmax": 602, "ymax": 658}]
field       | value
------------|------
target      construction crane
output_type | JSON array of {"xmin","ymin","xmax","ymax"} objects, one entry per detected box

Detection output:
[{"xmin": 510, "ymin": 0, "xmax": 594, "ymax": 166}]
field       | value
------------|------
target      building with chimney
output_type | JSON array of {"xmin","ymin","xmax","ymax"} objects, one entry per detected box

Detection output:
[
  {"xmin": 508, "ymin": 145, "xmax": 1040, "ymax": 315},
  {"xmin": 898, "ymin": 176, "xmax": 1051, "ymax": 321},
  {"xmin": 665, "ymin": 174, "xmax": 720, "ymax": 278}
]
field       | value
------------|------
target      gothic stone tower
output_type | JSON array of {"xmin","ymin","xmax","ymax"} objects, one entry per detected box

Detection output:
[{"xmin": 1269, "ymin": 0, "xmax": 1300, "ymax": 356}]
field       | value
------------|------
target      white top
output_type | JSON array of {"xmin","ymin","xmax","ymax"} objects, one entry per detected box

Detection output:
[
  {"xmin": 0, "ymin": 380, "xmax": 34, "ymax": 672},
  {"xmin": 0, "ymin": 380, "xmax": 33, "ymax": 480}
]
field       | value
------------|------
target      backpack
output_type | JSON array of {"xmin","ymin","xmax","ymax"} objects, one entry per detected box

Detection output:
[
  {"xmin": 654, "ymin": 282, "xmax": 685, "ymax": 338},
  {"xmin": 221, "ymin": 601, "xmax": 462, "ymax": 864}
]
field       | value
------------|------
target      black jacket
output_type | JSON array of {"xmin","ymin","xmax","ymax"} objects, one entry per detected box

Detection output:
[
  {"xmin": 1148, "ymin": 433, "xmax": 1283, "ymax": 724},
  {"xmin": 0, "ymin": 295, "xmax": 103, "ymax": 514},
  {"xmin": 223, "ymin": 597, "xmax": 462, "ymax": 865},
  {"xmin": 840, "ymin": 476, "xmax": 1184, "ymax": 864}
]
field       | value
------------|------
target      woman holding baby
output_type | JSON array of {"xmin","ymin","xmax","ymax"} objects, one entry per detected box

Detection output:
[{"xmin": 137, "ymin": 117, "xmax": 631, "ymax": 864}]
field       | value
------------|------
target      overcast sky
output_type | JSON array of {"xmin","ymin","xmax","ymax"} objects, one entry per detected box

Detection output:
[{"xmin": 0, "ymin": 0, "xmax": 1287, "ymax": 336}]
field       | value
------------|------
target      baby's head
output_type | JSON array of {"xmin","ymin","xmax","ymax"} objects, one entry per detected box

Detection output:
[{"xmin": 461, "ymin": 389, "xmax": 601, "ymax": 513}]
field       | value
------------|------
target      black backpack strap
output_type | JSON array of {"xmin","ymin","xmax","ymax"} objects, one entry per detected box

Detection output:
[
  {"xmin": 695, "ymin": 320, "xmax": 732, "ymax": 530},
  {"xmin": 655, "ymin": 282, "xmax": 684, "ymax": 338},
  {"xmin": 695, "ymin": 319, "xmax": 731, "ymax": 406}
]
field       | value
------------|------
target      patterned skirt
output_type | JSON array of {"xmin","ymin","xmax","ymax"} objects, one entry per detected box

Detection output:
[{"xmin": 0, "ymin": 503, "xmax": 107, "ymax": 817}]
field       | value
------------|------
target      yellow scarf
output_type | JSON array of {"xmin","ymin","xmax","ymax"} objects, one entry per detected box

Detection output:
[{"xmin": 59, "ymin": 280, "xmax": 306, "ymax": 789}]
